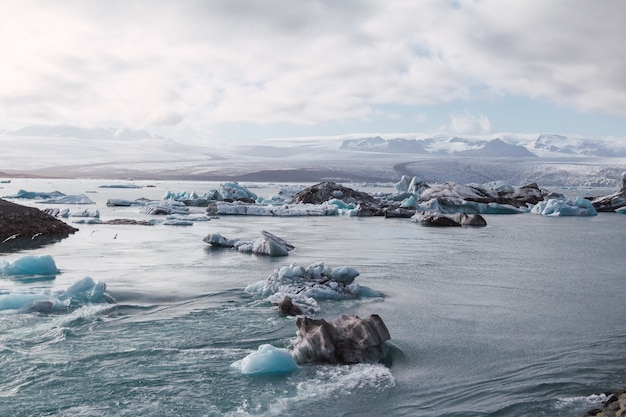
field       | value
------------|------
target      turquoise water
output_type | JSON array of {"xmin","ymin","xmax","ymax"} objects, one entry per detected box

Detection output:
[{"xmin": 0, "ymin": 179, "xmax": 624, "ymax": 416}]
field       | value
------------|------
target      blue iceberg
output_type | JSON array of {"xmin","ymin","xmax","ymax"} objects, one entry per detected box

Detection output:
[
  {"xmin": 231, "ymin": 344, "xmax": 299, "ymax": 375},
  {"xmin": 0, "ymin": 276, "xmax": 112, "ymax": 313},
  {"xmin": 0, "ymin": 255, "xmax": 59, "ymax": 276},
  {"xmin": 531, "ymin": 197, "xmax": 597, "ymax": 216}
]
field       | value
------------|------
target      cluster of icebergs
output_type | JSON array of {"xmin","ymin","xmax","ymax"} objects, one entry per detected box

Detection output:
[{"xmin": 0, "ymin": 255, "xmax": 112, "ymax": 313}]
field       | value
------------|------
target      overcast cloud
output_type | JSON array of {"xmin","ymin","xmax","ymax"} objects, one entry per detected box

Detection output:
[{"xmin": 0, "ymin": 0, "xmax": 624, "ymax": 142}]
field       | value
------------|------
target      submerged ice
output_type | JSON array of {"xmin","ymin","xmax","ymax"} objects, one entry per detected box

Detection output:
[{"xmin": 0, "ymin": 276, "xmax": 112, "ymax": 312}]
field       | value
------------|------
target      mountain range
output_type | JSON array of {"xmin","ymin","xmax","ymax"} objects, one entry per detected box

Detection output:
[{"xmin": 1, "ymin": 125, "xmax": 625, "ymax": 187}]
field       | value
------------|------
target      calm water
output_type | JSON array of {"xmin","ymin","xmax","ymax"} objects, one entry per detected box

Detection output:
[{"xmin": 0, "ymin": 179, "xmax": 624, "ymax": 417}]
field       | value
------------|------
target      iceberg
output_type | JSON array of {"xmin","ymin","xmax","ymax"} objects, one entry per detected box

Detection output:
[
  {"xmin": 0, "ymin": 276, "xmax": 112, "ymax": 312},
  {"xmin": 98, "ymin": 184, "xmax": 142, "ymax": 188},
  {"xmin": 203, "ymin": 231, "xmax": 294, "ymax": 256},
  {"xmin": 244, "ymin": 262, "xmax": 380, "ymax": 314},
  {"xmin": 231, "ymin": 344, "xmax": 300, "ymax": 375},
  {"xmin": 393, "ymin": 175, "xmax": 429, "ymax": 195},
  {"xmin": 0, "ymin": 254, "xmax": 59, "ymax": 276},
  {"xmin": 39, "ymin": 194, "xmax": 95, "ymax": 205},
  {"xmin": 106, "ymin": 198, "xmax": 148, "ymax": 207},
  {"xmin": 3, "ymin": 189, "xmax": 66, "ymax": 200},
  {"xmin": 221, "ymin": 182, "xmax": 257, "ymax": 201},
  {"xmin": 140, "ymin": 200, "xmax": 190, "ymax": 215},
  {"xmin": 70, "ymin": 209, "xmax": 100, "ymax": 218},
  {"xmin": 531, "ymin": 197, "xmax": 597, "ymax": 216},
  {"xmin": 210, "ymin": 201, "xmax": 339, "ymax": 216},
  {"xmin": 416, "ymin": 182, "xmax": 544, "ymax": 214}
]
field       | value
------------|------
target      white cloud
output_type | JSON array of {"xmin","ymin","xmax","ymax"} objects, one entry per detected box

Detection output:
[
  {"xmin": 0, "ymin": 0, "xmax": 624, "ymax": 140},
  {"xmin": 446, "ymin": 112, "xmax": 492, "ymax": 135}
]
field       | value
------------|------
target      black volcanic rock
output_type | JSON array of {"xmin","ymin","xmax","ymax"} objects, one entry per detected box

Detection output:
[{"xmin": 0, "ymin": 198, "xmax": 77, "ymax": 251}]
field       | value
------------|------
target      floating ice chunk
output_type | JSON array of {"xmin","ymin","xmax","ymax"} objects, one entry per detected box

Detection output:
[
  {"xmin": 203, "ymin": 233, "xmax": 238, "ymax": 248},
  {"xmin": 0, "ymin": 255, "xmax": 59, "ymax": 276},
  {"xmin": 0, "ymin": 293, "xmax": 50, "ymax": 311},
  {"xmin": 140, "ymin": 200, "xmax": 190, "ymax": 215},
  {"xmin": 70, "ymin": 209, "xmax": 100, "ymax": 218},
  {"xmin": 162, "ymin": 220, "xmax": 193, "ymax": 226},
  {"xmin": 330, "ymin": 266, "xmax": 360, "ymax": 284},
  {"xmin": 63, "ymin": 276, "xmax": 109, "ymax": 305},
  {"xmin": 245, "ymin": 262, "xmax": 379, "ymax": 313},
  {"xmin": 0, "ymin": 276, "xmax": 111, "ymax": 312},
  {"xmin": 213, "ymin": 202, "xmax": 339, "ymax": 216},
  {"xmin": 204, "ymin": 231, "xmax": 294, "ymax": 256},
  {"xmin": 166, "ymin": 214, "xmax": 210, "ymax": 222},
  {"xmin": 3, "ymin": 189, "xmax": 66, "ymax": 200},
  {"xmin": 231, "ymin": 344, "xmax": 299, "ymax": 375},
  {"xmin": 416, "ymin": 198, "xmax": 526, "ymax": 214},
  {"xmin": 400, "ymin": 195, "xmax": 417, "ymax": 208},
  {"xmin": 106, "ymin": 198, "xmax": 147, "ymax": 207},
  {"xmin": 39, "ymin": 194, "xmax": 95, "ymax": 205},
  {"xmin": 616, "ymin": 206, "xmax": 626, "ymax": 214},
  {"xmin": 531, "ymin": 197, "xmax": 597, "ymax": 216},
  {"xmin": 98, "ymin": 184, "xmax": 142, "ymax": 189},
  {"xmin": 221, "ymin": 182, "xmax": 257, "ymax": 201}
]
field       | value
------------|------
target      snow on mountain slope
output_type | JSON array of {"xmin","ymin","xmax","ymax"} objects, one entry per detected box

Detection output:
[{"xmin": 1, "ymin": 125, "xmax": 625, "ymax": 187}]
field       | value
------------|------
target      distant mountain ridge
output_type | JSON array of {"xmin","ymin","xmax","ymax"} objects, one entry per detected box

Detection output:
[{"xmin": 339, "ymin": 134, "xmax": 626, "ymax": 158}]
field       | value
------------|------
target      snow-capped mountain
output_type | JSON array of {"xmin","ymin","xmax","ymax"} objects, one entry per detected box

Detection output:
[
  {"xmin": 1, "ymin": 125, "xmax": 625, "ymax": 187},
  {"xmin": 338, "ymin": 134, "xmax": 626, "ymax": 158}
]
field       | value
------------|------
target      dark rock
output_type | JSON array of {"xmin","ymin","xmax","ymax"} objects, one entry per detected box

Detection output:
[
  {"xmin": 414, "ymin": 211, "xmax": 462, "ymax": 226},
  {"xmin": 355, "ymin": 202, "xmax": 384, "ymax": 216},
  {"xmin": 384, "ymin": 207, "xmax": 416, "ymax": 218},
  {"xmin": 292, "ymin": 182, "xmax": 377, "ymax": 205},
  {"xmin": 459, "ymin": 213, "xmax": 487, "ymax": 226},
  {"xmin": 278, "ymin": 296, "xmax": 303, "ymax": 316},
  {"xmin": 291, "ymin": 314, "xmax": 391, "ymax": 364},
  {"xmin": 0, "ymin": 198, "xmax": 78, "ymax": 251},
  {"xmin": 583, "ymin": 390, "xmax": 626, "ymax": 416}
]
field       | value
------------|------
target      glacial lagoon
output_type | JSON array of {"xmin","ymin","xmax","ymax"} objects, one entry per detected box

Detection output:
[{"xmin": 0, "ymin": 178, "xmax": 624, "ymax": 417}]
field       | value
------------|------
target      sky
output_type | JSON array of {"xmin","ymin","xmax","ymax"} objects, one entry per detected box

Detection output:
[{"xmin": 1, "ymin": 0, "xmax": 625, "ymax": 145}]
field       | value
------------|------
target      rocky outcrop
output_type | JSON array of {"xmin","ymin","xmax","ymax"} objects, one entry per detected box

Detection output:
[
  {"xmin": 292, "ymin": 182, "xmax": 377, "ymax": 205},
  {"xmin": 291, "ymin": 314, "xmax": 391, "ymax": 364},
  {"xmin": 0, "ymin": 198, "xmax": 77, "ymax": 251},
  {"xmin": 584, "ymin": 390, "xmax": 626, "ymax": 417}
]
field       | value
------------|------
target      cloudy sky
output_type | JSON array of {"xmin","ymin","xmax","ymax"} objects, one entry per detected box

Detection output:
[{"xmin": 1, "ymin": 0, "xmax": 625, "ymax": 144}]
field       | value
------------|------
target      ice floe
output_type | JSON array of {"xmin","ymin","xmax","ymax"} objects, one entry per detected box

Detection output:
[
  {"xmin": 0, "ymin": 254, "xmax": 59, "ymax": 276},
  {"xmin": 530, "ymin": 197, "xmax": 597, "ymax": 216},
  {"xmin": 203, "ymin": 231, "xmax": 294, "ymax": 256},
  {"xmin": 231, "ymin": 344, "xmax": 300, "ymax": 375},
  {"xmin": 0, "ymin": 276, "xmax": 112, "ymax": 312},
  {"xmin": 244, "ymin": 262, "xmax": 380, "ymax": 314}
]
